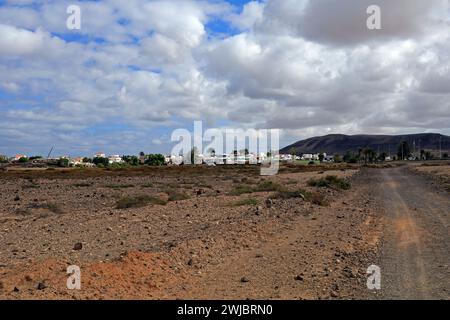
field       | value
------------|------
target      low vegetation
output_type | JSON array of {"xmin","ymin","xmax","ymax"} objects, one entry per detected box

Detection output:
[
  {"xmin": 30, "ymin": 202, "xmax": 64, "ymax": 214},
  {"xmin": 73, "ymin": 182, "xmax": 93, "ymax": 187},
  {"xmin": 232, "ymin": 198, "xmax": 259, "ymax": 206},
  {"xmin": 271, "ymin": 188, "xmax": 328, "ymax": 206},
  {"xmin": 254, "ymin": 180, "xmax": 283, "ymax": 192},
  {"xmin": 229, "ymin": 185, "xmax": 254, "ymax": 196},
  {"xmin": 272, "ymin": 189, "xmax": 308, "ymax": 200},
  {"xmin": 105, "ymin": 184, "xmax": 135, "ymax": 189},
  {"xmin": 21, "ymin": 184, "xmax": 40, "ymax": 189},
  {"xmin": 229, "ymin": 180, "xmax": 283, "ymax": 195},
  {"xmin": 307, "ymin": 175, "xmax": 351, "ymax": 190},
  {"xmin": 165, "ymin": 189, "xmax": 190, "ymax": 201},
  {"xmin": 116, "ymin": 195, "xmax": 168, "ymax": 209},
  {"xmin": 141, "ymin": 183, "xmax": 153, "ymax": 188}
]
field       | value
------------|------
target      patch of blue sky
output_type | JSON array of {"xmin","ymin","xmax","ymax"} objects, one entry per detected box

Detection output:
[
  {"xmin": 0, "ymin": 90, "xmax": 17, "ymax": 101},
  {"xmin": 206, "ymin": 18, "xmax": 241, "ymax": 39},
  {"xmin": 224, "ymin": 0, "xmax": 256, "ymax": 12},
  {"xmin": 207, "ymin": 0, "xmax": 262, "ymax": 38},
  {"xmin": 51, "ymin": 32, "xmax": 107, "ymax": 44}
]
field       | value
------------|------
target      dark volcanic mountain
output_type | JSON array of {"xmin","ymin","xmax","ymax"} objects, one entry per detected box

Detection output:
[{"xmin": 280, "ymin": 133, "xmax": 450, "ymax": 155}]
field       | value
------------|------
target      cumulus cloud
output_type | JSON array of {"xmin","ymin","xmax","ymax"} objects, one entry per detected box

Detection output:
[
  {"xmin": 258, "ymin": 0, "xmax": 449, "ymax": 46},
  {"xmin": 0, "ymin": 0, "xmax": 449, "ymax": 156}
]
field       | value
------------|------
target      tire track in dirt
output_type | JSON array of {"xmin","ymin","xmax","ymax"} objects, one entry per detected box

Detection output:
[{"xmin": 374, "ymin": 167, "xmax": 450, "ymax": 299}]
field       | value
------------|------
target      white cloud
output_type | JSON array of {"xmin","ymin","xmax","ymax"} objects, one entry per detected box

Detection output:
[
  {"xmin": 0, "ymin": 0, "xmax": 449, "ymax": 156},
  {"xmin": 0, "ymin": 24, "xmax": 46, "ymax": 55}
]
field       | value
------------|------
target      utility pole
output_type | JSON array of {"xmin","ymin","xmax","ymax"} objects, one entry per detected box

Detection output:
[
  {"xmin": 419, "ymin": 139, "xmax": 422, "ymax": 160},
  {"xmin": 440, "ymin": 136, "xmax": 442, "ymax": 159}
]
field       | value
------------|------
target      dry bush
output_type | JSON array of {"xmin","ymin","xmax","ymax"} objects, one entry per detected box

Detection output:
[
  {"xmin": 165, "ymin": 189, "xmax": 190, "ymax": 201},
  {"xmin": 307, "ymin": 175, "xmax": 351, "ymax": 190}
]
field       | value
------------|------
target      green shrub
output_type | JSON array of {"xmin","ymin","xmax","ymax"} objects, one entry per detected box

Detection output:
[
  {"xmin": 229, "ymin": 185, "xmax": 254, "ymax": 195},
  {"xmin": 307, "ymin": 175, "xmax": 351, "ymax": 190},
  {"xmin": 93, "ymin": 157, "xmax": 109, "ymax": 167},
  {"xmin": 57, "ymin": 158, "xmax": 69, "ymax": 167},
  {"xmin": 145, "ymin": 154, "xmax": 165, "ymax": 166}
]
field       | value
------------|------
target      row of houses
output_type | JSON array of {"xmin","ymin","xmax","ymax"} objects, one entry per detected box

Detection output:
[
  {"xmin": 164, "ymin": 152, "xmax": 335, "ymax": 165},
  {"xmin": 1, "ymin": 151, "xmax": 337, "ymax": 167}
]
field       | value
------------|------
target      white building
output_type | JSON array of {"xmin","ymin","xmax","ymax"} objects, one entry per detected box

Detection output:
[
  {"xmin": 70, "ymin": 157, "xmax": 84, "ymax": 166},
  {"xmin": 108, "ymin": 155, "xmax": 124, "ymax": 164}
]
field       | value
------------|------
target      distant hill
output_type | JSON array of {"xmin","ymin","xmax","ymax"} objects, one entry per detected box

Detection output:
[{"xmin": 280, "ymin": 133, "xmax": 450, "ymax": 156}]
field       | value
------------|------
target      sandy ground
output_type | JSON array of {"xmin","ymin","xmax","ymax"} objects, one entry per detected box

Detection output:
[{"xmin": 0, "ymin": 163, "xmax": 448, "ymax": 299}]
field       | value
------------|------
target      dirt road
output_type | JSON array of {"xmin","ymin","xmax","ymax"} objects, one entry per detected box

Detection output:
[{"xmin": 372, "ymin": 166, "xmax": 450, "ymax": 299}]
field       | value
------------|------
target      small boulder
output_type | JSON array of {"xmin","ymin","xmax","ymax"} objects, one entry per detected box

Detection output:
[
  {"xmin": 240, "ymin": 276, "xmax": 250, "ymax": 283},
  {"xmin": 37, "ymin": 282, "xmax": 47, "ymax": 290},
  {"xmin": 294, "ymin": 275, "xmax": 304, "ymax": 281}
]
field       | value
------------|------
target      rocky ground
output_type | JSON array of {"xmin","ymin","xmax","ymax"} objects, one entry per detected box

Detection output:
[{"xmin": 0, "ymin": 162, "xmax": 448, "ymax": 299}]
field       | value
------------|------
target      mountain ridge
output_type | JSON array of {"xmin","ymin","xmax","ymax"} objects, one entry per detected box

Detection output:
[{"xmin": 280, "ymin": 133, "xmax": 450, "ymax": 155}]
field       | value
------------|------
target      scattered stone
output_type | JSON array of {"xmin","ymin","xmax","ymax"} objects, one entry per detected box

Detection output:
[
  {"xmin": 106, "ymin": 227, "xmax": 113, "ymax": 231},
  {"xmin": 13, "ymin": 287, "xmax": 19, "ymax": 292},
  {"xmin": 265, "ymin": 199, "xmax": 273, "ymax": 208},
  {"xmin": 24, "ymin": 275, "xmax": 32, "ymax": 282},
  {"xmin": 37, "ymin": 282, "xmax": 47, "ymax": 290},
  {"xmin": 73, "ymin": 242, "xmax": 83, "ymax": 251},
  {"xmin": 14, "ymin": 196, "xmax": 20, "ymax": 201},
  {"xmin": 294, "ymin": 275, "xmax": 304, "ymax": 281},
  {"xmin": 330, "ymin": 291, "xmax": 339, "ymax": 298},
  {"xmin": 240, "ymin": 277, "xmax": 250, "ymax": 283}
]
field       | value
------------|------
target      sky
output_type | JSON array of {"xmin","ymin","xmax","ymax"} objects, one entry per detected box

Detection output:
[{"xmin": 0, "ymin": 0, "xmax": 449, "ymax": 157}]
